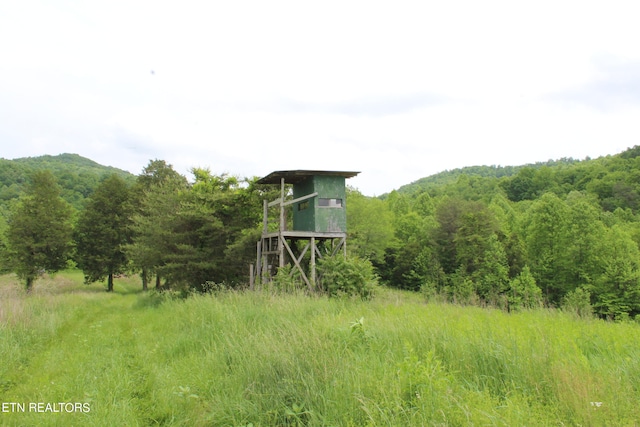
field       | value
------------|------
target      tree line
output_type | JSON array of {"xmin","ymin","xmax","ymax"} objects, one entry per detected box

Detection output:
[
  {"xmin": 347, "ymin": 147, "xmax": 640, "ymax": 320},
  {"xmin": 0, "ymin": 160, "xmax": 279, "ymax": 294},
  {"xmin": 2, "ymin": 147, "xmax": 640, "ymax": 320}
]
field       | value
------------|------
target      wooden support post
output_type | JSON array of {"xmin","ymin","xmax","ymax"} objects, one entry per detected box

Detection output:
[
  {"xmin": 263, "ymin": 199, "xmax": 268, "ymax": 233},
  {"xmin": 310, "ymin": 236, "xmax": 316, "ymax": 290},
  {"xmin": 278, "ymin": 178, "xmax": 285, "ymax": 268},
  {"xmin": 330, "ymin": 236, "xmax": 346, "ymax": 257},
  {"xmin": 255, "ymin": 240, "xmax": 261, "ymax": 288},
  {"xmin": 249, "ymin": 263, "xmax": 254, "ymax": 290}
]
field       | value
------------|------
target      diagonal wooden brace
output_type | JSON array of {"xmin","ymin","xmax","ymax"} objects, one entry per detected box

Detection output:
[{"xmin": 282, "ymin": 239, "xmax": 313, "ymax": 291}]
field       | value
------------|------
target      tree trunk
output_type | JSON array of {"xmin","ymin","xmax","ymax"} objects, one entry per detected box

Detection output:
[
  {"xmin": 25, "ymin": 276, "xmax": 34, "ymax": 293},
  {"xmin": 155, "ymin": 274, "xmax": 161, "ymax": 290},
  {"xmin": 141, "ymin": 269, "xmax": 148, "ymax": 291},
  {"xmin": 107, "ymin": 273, "xmax": 114, "ymax": 292}
]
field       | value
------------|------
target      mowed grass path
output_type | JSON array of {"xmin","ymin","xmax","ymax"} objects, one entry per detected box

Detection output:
[
  {"xmin": 0, "ymin": 272, "xmax": 154, "ymax": 425},
  {"xmin": 1, "ymin": 271, "xmax": 640, "ymax": 426}
]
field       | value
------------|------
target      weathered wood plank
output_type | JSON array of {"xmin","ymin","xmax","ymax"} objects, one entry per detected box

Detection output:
[
  {"xmin": 283, "ymin": 238, "xmax": 312, "ymax": 291},
  {"xmin": 282, "ymin": 192, "xmax": 318, "ymax": 207}
]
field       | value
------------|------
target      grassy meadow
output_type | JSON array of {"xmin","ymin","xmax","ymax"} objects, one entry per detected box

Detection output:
[{"xmin": 1, "ymin": 272, "xmax": 639, "ymax": 426}]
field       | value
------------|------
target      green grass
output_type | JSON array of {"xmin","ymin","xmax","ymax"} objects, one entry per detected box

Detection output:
[{"xmin": 1, "ymin": 272, "xmax": 640, "ymax": 426}]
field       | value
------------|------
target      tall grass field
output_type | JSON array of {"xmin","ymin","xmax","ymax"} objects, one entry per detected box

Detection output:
[{"xmin": 1, "ymin": 271, "xmax": 639, "ymax": 426}]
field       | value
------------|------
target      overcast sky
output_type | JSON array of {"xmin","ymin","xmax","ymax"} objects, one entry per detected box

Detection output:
[{"xmin": 1, "ymin": 1, "xmax": 639, "ymax": 195}]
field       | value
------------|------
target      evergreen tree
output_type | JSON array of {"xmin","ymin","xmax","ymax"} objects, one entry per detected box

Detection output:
[
  {"xmin": 128, "ymin": 160, "xmax": 189, "ymax": 290},
  {"xmin": 159, "ymin": 184, "xmax": 224, "ymax": 289},
  {"xmin": 5, "ymin": 171, "xmax": 73, "ymax": 290},
  {"xmin": 432, "ymin": 198, "xmax": 467, "ymax": 275},
  {"xmin": 186, "ymin": 170, "xmax": 264, "ymax": 286},
  {"xmin": 74, "ymin": 174, "xmax": 133, "ymax": 292},
  {"xmin": 128, "ymin": 167, "xmax": 188, "ymax": 290}
]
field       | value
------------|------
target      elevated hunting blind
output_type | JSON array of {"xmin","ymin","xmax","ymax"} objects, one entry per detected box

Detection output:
[{"xmin": 251, "ymin": 170, "xmax": 359, "ymax": 290}]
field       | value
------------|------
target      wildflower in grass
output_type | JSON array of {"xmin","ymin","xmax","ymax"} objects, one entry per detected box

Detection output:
[{"xmin": 174, "ymin": 386, "xmax": 199, "ymax": 399}]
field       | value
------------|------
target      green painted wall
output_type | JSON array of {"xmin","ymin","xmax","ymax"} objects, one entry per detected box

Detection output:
[{"xmin": 293, "ymin": 175, "xmax": 347, "ymax": 232}]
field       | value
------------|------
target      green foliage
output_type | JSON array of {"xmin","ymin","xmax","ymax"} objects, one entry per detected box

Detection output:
[
  {"xmin": 74, "ymin": 174, "xmax": 133, "ymax": 291},
  {"xmin": 372, "ymin": 147, "xmax": 640, "ymax": 318},
  {"xmin": 4, "ymin": 171, "xmax": 73, "ymax": 290},
  {"xmin": 592, "ymin": 225, "xmax": 640, "ymax": 320},
  {"xmin": 346, "ymin": 188, "xmax": 395, "ymax": 264},
  {"xmin": 128, "ymin": 164, "xmax": 277, "ymax": 291},
  {"xmin": 562, "ymin": 287, "xmax": 594, "ymax": 318},
  {"xmin": 189, "ymin": 170, "xmax": 274, "ymax": 285},
  {"xmin": 508, "ymin": 266, "xmax": 543, "ymax": 311},
  {"xmin": 395, "ymin": 160, "xmax": 578, "ymax": 197},
  {"xmin": 0, "ymin": 153, "xmax": 134, "ymax": 211},
  {"xmin": 523, "ymin": 192, "xmax": 572, "ymax": 303},
  {"xmin": 449, "ymin": 271, "xmax": 477, "ymax": 305},
  {"xmin": 6, "ymin": 146, "xmax": 640, "ymax": 319},
  {"xmin": 127, "ymin": 161, "xmax": 189, "ymax": 290},
  {"xmin": 476, "ymin": 233, "xmax": 510, "ymax": 304},
  {"xmin": 317, "ymin": 255, "xmax": 377, "ymax": 299},
  {"xmin": 406, "ymin": 247, "xmax": 446, "ymax": 294},
  {"xmin": 2, "ymin": 273, "xmax": 640, "ymax": 425},
  {"xmin": 565, "ymin": 191, "xmax": 607, "ymax": 286},
  {"xmin": 268, "ymin": 265, "xmax": 305, "ymax": 293},
  {"xmin": 395, "ymin": 343, "xmax": 469, "ymax": 423},
  {"xmin": 454, "ymin": 205, "xmax": 499, "ymax": 277},
  {"xmin": 350, "ymin": 316, "xmax": 366, "ymax": 339}
]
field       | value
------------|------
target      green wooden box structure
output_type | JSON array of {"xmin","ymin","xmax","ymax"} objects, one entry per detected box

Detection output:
[{"xmin": 252, "ymin": 170, "xmax": 359, "ymax": 290}]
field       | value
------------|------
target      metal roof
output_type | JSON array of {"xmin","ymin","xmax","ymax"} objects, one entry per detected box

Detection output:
[{"xmin": 257, "ymin": 170, "xmax": 360, "ymax": 185}]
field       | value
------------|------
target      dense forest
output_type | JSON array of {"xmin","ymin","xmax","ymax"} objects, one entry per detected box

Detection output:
[
  {"xmin": 2, "ymin": 148, "xmax": 640, "ymax": 320},
  {"xmin": 0, "ymin": 153, "xmax": 135, "ymax": 210}
]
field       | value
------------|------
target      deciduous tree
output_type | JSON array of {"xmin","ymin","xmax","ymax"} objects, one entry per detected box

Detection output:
[{"xmin": 523, "ymin": 193, "xmax": 571, "ymax": 303}]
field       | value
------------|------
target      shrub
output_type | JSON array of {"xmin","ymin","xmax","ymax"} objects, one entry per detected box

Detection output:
[
  {"xmin": 317, "ymin": 256, "xmax": 377, "ymax": 299},
  {"xmin": 450, "ymin": 274, "xmax": 477, "ymax": 305},
  {"xmin": 562, "ymin": 287, "xmax": 593, "ymax": 318},
  {"xmin": 268, "ymin": 265, "xmax": 305, "ymax": 294},
  {"xmin": 508, "ymin": 266, "xmax": 543, "ymax": 311},
  {"xmin": 420, "ymin": 280, "xmax": 438, "ymax": 302}
]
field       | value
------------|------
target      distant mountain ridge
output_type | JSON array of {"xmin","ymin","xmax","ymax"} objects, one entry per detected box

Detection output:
[
  {"xmin": 0, "ymin": 153, "xmax": 135, "ymax": 210},
  {"xmin": 7, "ymin": 153, "xmax": 131, "ymax": 175},
  {"xmin": 394, "ymin": 157, "xmax": 585, "ymax": 196}
]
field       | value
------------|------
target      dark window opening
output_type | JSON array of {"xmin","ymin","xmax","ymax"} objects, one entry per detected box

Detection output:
[
  {"xmin": 298, "ymin": 200, "xmax": 309, "ymax": 211},
  {"xmin": 318, "ymin": 198, "xmax": 342, "ymax": 208}
]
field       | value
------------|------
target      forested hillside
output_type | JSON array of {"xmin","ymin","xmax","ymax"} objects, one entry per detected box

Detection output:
[
  {"xmin": 0, "ymin": 153, "xmax": 135, "ymax": 210},
  {"xmin": 394, "ymin": 157, "xmax": 584, "ymax": 196},
  {"xmin": 348, "ymin": 146, "xmax": 640, "ymax": 320},
  {"xmin": 2, "ymin": 147, "xmax": 640, "ymax": 320}
]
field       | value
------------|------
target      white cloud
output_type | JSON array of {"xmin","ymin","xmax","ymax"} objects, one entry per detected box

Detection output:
[{"xmin": 1, "ymin": 0, "xmax": 640, "ymax": 195}]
